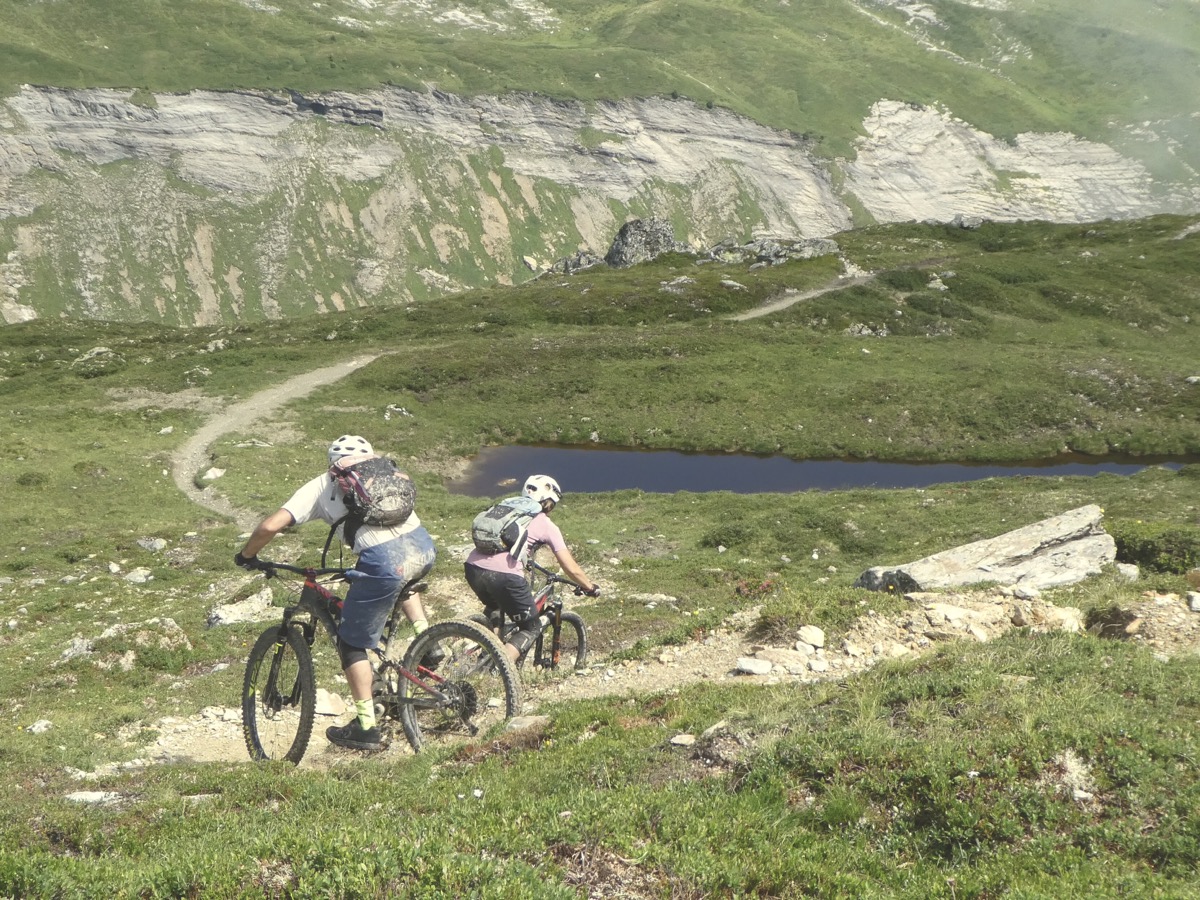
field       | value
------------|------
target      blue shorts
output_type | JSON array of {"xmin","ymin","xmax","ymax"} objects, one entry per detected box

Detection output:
[{"xmin": 339, "ymin": 528, "xmax": 436, "ymax": 650}]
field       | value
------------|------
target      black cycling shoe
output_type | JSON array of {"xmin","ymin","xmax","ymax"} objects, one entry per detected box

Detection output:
[
  {"xmin": 326, "ymin": 719, "xmax": 383, "ymax": 751},
  {"xmin": 419, "ymin": 642, "xmax": 446, "ymax": 671}
]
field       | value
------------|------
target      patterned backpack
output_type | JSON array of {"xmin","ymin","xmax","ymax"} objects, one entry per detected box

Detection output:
[{"xmin": 328, "ymin": 454, "xmax": 416, "ymax": 546}]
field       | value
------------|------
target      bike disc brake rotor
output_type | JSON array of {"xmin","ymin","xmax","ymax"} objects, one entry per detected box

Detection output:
[{"xmin": 447, "ymin": 680, "xmax": 479, "ymax": 720}]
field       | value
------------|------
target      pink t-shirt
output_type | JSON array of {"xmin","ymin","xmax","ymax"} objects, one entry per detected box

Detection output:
[{"xmin": 466, "ymin": 512, "xmax": 566, "ymax": 573}]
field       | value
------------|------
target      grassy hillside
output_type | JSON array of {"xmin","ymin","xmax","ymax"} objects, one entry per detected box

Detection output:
[
  {"xmin": 2, "ymin": 0, "xmax": 1197, "ymax": 177},
  {"xmin": 1, "ymin": 217, "xmax": 1198, "ymax": 895}
]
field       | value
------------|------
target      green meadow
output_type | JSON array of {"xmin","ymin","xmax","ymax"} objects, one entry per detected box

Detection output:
[{"xmin": 0, "ymin": 216, "xmax": 1198, "ymax": 896}]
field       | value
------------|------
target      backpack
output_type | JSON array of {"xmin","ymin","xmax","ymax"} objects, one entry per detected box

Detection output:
[
  {"xmin": 327, "ymin": 454, "xmax": 417, "ymax": 547},
  {"xmin": 471, "ymin": 496, "xmax": 542, "ymax": 558}
]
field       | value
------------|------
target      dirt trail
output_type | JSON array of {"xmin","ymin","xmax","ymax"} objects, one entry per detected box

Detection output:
[
  {"xmin": 170, "ymin": 354, "xmax": 382, "ymax": 530},
  {"xmin": 727, "ymin": 274, "xmax": 875, "ymax": 321},
  {"xmin": 135, "ymin": 351, "xmax": 1198, "ymax": 771}
]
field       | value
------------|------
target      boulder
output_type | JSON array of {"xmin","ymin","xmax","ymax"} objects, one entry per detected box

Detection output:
[
  {"xmin": 604, "ymin": 218, "xmax": 687, "ymax": 268},
  {"xmin": 854, "ymin": 504, "xmax": 1115, "ymax": 592}
]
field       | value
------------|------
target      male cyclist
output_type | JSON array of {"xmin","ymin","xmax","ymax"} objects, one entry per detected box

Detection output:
[
  {"xmin": 464, "ymin": 474, "xmax": 599, "ymax": 663},
  {"xmin": 235, "ymin": 435, "xmax": 437, "ymax": 751}
]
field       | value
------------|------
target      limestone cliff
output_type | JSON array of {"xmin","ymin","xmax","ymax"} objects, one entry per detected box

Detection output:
[{"xmin": 1, "ymin": 86, "xmax": 1195, "ymax": 326}]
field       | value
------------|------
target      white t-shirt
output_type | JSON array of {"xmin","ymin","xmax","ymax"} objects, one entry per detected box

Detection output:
[{"xmin": 282, "ymin": 473, "xmax": 421, "ymax": 553}]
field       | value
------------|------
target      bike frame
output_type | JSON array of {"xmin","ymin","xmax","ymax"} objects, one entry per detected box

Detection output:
[
  {"xmin": 264, "ymin": 562, "xmax": 454, "ymax": 712},
  {"xmin": 527, "ymin": 560, "xmax": 567, "ymax": 667},
  {"xmin": 477, "ymin": 558, "xmax": 586, "ymax": 669}
]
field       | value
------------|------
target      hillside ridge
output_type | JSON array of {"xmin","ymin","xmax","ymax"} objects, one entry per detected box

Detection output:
[{"xmin": 3, "ymin": 85, "xmax": 1197, "ymax": 326}]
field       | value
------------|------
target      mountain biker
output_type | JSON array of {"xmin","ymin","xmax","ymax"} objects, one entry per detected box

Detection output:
[
  {"xmin": 464, "ymin": 474, "xmax": 599, "ymax": 663},
  {"xmin": 234, "ymin": 435, "xmax": 438, "ymax": 752}
]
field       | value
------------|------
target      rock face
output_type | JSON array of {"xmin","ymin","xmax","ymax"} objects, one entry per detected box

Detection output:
[
  {"xmin": 2, "ymin": 86, "xmax": 1197, "ymax": 326},
  {"xmin": 604, "ymin": 217, "xmax": 687, "ymax": 268},
  {"xmin": 854, "ymin": 504, "xmax": 1116, "ymax": 592},
  {"xmin": 845, "ymin": 100, "xmax": 1196, "ymax": 224}
]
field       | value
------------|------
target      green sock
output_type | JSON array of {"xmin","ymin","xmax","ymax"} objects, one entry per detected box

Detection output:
[
  {"xmin": 355, "ymin": 698, "xmax": 376, "ymax": 730},
  {"xmin": 412, "ymin": 619, "xmax": 429, "ymax": 634}
]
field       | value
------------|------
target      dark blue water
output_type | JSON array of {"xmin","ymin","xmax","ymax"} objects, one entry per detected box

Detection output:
[{"xmin": 447, "ymin": 445, "xmax": 1191, "ymax": 497}]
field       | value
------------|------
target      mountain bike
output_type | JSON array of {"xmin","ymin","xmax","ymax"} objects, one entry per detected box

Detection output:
[
  {"xmin": 468, "ymin": 559, "xmax": 589, "ymax": 674},
  {"xmin": 241, "ymin": 560, "xmax": 520, "ymax": 764}
]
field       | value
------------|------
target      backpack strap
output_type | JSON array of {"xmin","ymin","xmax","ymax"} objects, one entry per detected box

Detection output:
[{"xmin": 322, "ymin": 513, "xmax": 364, "ymax": 566}]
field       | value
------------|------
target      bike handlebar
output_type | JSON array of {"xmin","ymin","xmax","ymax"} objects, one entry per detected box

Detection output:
[{"xmin": 527, "ymin": 560, "xmax": 599, "ymax": 597}]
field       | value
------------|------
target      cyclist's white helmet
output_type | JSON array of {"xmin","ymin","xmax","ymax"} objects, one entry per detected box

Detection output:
[
  {"xmin": 524, "ymin": 474, "xmax": 563, "ymax": 505},
  {"xmin": 327, "ymin": 434, "xmax": 373, "ymax": 465}
]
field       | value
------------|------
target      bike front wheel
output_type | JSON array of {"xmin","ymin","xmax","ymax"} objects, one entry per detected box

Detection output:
[
  {"xmin": 242, "ymin": 625, "xmax": 316, "ymax": 764},
  {"xmin": 466, "ymin": 612, "xmax": 498, "ymax": 638},
  {"xmin": 398, "ymin": 619, "xmax": 520, "ymax": 753},
  {"xmin": 532, "ymin": 611, "xmax": 588, "ymax": 672}
]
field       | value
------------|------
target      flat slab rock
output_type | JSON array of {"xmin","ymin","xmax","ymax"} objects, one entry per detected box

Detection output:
[{"xmin": 855, "ymin": 504, "xmax": 1115, "ymax": 592}]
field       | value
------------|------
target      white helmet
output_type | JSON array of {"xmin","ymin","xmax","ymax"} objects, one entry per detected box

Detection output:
[
  {"xmin": 523, "ymin": 474, "xmax": 562, "ymax": 505},
  {"xmin": 327, "ymin": 434, "xmax": 373, "ymax": 465}
]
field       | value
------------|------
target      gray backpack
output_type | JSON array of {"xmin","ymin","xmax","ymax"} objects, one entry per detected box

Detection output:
[{"xmin": 471, "ymin": 496, "xmax": 542, "ymax": 558}]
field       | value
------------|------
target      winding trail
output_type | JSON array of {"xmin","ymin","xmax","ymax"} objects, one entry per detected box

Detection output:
[
  {"xmin": 169, "ymin": 270, "xmax": 876, "ymax": 531},
  {"xmin": 170, "ymin": 354, "xmax": 382, "ymax": 530},
  {"xmin": 143, "ymin": 348, "xmax": 1200, "ymax": 769},
  {"xmin": 727, "ymin": 274, "xmax": 876, "ymax": 321}
]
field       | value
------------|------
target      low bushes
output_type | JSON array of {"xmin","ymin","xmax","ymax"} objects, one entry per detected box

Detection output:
[{"xmin": 1109, "ymin": 519, "xmax": 1200, "ymax": 573}]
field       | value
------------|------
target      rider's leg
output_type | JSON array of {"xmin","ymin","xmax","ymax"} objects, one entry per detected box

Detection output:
[
  {"xmin": 326, "ymin": 637, "xmax": 383, "ymax": 750},
  {"xmin": 399, "ymin": 595, "xmax": 429, "ymax": 632},
  {"xmin": 371, "ymin": 529, "xmax": 438, "ymax": 630},
  {"xmin": 328, "ymin": 555, "xmax": 404, "ymax": 750},
  {"xmin": 357, "ymin": 530, "xmax": 442, "ymax": 667},
  {"xmin": 337, "ymin": 639, "xmax": 375, "ymax": 723}
]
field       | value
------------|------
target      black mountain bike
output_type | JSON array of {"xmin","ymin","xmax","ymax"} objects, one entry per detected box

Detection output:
[
  {"xmin": 241, "ymin": 560, "xmax": 520, "ymax": 764},
  {"xmin": 469, "ymin": 559, "xmax": 589, "ymax": 674}
]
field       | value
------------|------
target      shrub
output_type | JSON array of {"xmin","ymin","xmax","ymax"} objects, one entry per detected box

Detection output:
[
  {"xmin": 1108, "ymin": 519, "xmax": 1200, "ymax": 573},
  {"xmin": 700, "ymin": 522, "xmax": 755, "ymax": 549},
  {"xmin": 878, "ymin": 268, "xmax": 930, "ymax": 292},
  {"xmin": 905, "ymin": 292, "xmax": 977, "ymax": 320}
]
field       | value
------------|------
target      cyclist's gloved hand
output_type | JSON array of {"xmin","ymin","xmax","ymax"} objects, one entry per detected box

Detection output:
[
  {"xmin": 234, "ymin": 552, "xmax": 260, "ymax": 570},
  {"xmin": 585, "ymin": 585, "xmax": 601, "ymax": 598}
]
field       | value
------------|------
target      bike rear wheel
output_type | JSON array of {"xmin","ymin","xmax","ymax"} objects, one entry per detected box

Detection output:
[
  {"xmin": 242, "ymin": 625, "xmax": 316, "ymax": 764},
  {"xmin": 532, "ymin": 611, "xmax": 588, "ymax": 672},
  {"xmin": 398, "ymin": 619, "xmax": 520, "ymax": 753}
]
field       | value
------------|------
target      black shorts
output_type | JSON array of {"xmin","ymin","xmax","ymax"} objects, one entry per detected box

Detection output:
[{"xmin": 463, "ymin": 563, "xmax": 537, "ymax": 625}]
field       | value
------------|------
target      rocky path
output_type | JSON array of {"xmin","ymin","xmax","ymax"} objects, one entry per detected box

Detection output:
[
  {"xmin": 169, "ymin": 354, "xmax": 382, "ymax": 530},
  {"xmin": 727, "ymin": 274, "xmax": 875, "ymax": 321},
  {"xmin": 123, "ymin": 354, "xmax": 1200, "ymax": 772},
  {"xmin": 128, "ymin": 580, "xmax": 1199, "ymax": 771}
]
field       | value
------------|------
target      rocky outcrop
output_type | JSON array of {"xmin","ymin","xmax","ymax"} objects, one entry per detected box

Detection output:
[
  {"xmin": 706, "ymin": 236, "xmax": 841, "ymax": 267},
  {"xmin": 604, "ymin": 217, "xmax": 688, "ymax": 268},
  {"xmin": 845, "ymin": 100, "xmax": 1197, "ymax": 224},
  {"xmin": 854, "ymin": 504, "xmax": 1116, "ymax": 592}
]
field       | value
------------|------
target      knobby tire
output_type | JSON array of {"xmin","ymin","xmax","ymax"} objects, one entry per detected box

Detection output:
[
  {"xmin": 242, "ymin": 625, "xmax": 316, "ymax": 764},
  {"xmin": 398, "ymin": 619, "xmax": 520, "ymax": 753},
  {"xmin": 533, "ymin": 611, "xmax": 588, "ymax": 672},
  {"xmin": 468, "ymin": 612, "xmax": 588, "ymax": 672}
]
